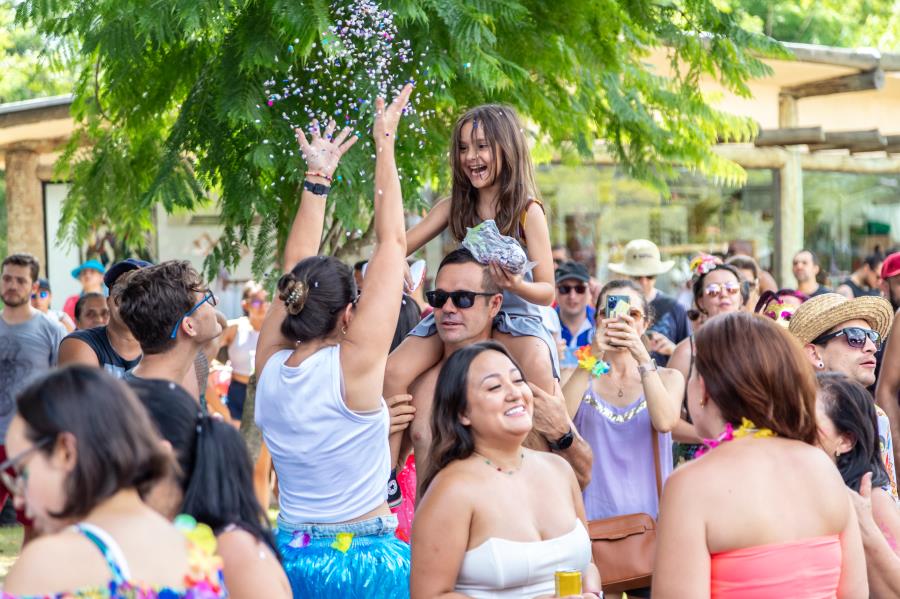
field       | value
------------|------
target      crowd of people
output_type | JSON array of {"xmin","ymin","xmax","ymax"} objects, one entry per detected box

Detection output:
[{"xmin": 2, "ymin": 82, "xmax": 900, "ymax": 598}]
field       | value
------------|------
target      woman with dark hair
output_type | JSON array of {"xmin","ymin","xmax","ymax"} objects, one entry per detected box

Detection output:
[
  {"xmin": 816, "ymin": 373, "xmax": 900, "ymax": 559},
  {"xmin": 561, "ymin": 280, "xmax": 683, "ymax": 525},
  {"xmin": 654, "ymin": 312, "xmax": 867, "ymax": 597},
  {"xmin": 411, "ymin": 341, "xmax": 600, "ymax": 597},
  {"xmin": 254, "ymin": 85, "xmax": 413, "ymax": 597},
  {"xmin": 755, "ymin": 288, "xmax": 808, "ymax": 327},
  {"xmin": 132, "ymin": 381, "xmax": 290, "ymax": 599},
  {"xmin": 2, "ymin": 366, "xmax": 226, "ymax": 597}
]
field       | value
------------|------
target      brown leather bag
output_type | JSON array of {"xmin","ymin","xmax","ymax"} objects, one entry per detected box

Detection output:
[{"xmin": 588, "ymin": 428, "xmax": 662, "ymax": 593}]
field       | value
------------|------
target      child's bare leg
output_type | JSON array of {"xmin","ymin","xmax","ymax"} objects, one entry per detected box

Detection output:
[
  {"xmin": 492, "ymin": 331, "xmax": 556, "ymax": 394},
  {"xmin": 384, "ymin": 333, "xmax": 444, "ymax": 397}
]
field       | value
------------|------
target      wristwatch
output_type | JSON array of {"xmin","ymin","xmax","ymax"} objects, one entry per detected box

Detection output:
[
  {"xmin": 638, "ymin": 359, "xmax": 658, "ymax": 377},
  {"xmin": 548, "ymin": 427, "xmax": 575, "ymax": 451},
  {"xmin": 303, "ymin": 179, "xmax": 331, "ymax": 196}
]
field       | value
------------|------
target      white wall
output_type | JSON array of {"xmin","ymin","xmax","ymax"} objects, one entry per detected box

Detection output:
[{"xmin": 43, "ymin": 183, "xmax": 82, "ymax": 309}]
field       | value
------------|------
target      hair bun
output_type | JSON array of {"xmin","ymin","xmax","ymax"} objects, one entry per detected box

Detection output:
[{"xmin": 280, "ymin": 278, "xmax": 309, "ymax": 315}]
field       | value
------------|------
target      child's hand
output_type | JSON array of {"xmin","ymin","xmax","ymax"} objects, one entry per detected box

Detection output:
[
  {"xmin": 488, "ymin": 261, "xmax": 523, "ymax": 293},
  {"xmin": 373, "ymin": 83, "xmax": 414, "ymax": 141},
  {"xmin": 295, "ymin": 119, "xmax": 358, "ymax": 179}
]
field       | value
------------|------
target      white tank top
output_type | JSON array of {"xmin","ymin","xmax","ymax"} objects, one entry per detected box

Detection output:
[
  {"xmin": 455, "ymin": 520, "xmax": 592, "ymax": 598},
  {"xmin": 255, "ymin": 345, "xmax": 390, "ymax": 523},
  {"xmin": 227, "ymin": 318, "xmax": 259, "ymax": 376}
]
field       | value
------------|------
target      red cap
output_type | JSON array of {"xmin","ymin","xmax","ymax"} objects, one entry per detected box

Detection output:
[{"xmin": 882, "ymin": 252, "xmax": 900, "ymax": 280}]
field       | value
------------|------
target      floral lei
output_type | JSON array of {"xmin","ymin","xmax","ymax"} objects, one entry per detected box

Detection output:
[
  {"xmin": 689, "ymin": 253, "xmax": 722, "ymax": 277},
  {"xmin": 694, "ymin": 417, "xmax": 775, "ymax": 457}
]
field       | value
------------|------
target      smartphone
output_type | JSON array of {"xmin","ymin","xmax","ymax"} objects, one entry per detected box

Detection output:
[{"xmin": 606, "ymin": 294, "xmax": 631, "ymax": 319}]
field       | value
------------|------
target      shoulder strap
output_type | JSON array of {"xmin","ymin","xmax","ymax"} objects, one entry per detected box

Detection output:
[
  {"xmin": 74, "ymin": 523, "xmax": 133, "ymax": 583},
  {"xmin": 518, "ymin": 198, "xmax": 545, "ymax": 229},
  {"xmin": 651, "ymin": 425, "xmax": 662, "ymax": 501}
]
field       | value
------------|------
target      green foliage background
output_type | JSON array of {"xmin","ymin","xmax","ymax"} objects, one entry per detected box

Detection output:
[{"xmin": 14, "ymin": 0, "xmax": 787, "ymax": 278}]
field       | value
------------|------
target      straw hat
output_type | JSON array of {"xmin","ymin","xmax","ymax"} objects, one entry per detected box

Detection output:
[
  {"xmin": 608, "ymin": 239, "xmax": 674, "ymax": 277},
  {"xmin": 788, "ymin": 293, "xmax": 894, "ymax": 345}
]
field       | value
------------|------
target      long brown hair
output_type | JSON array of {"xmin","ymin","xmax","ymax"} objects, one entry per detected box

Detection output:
[
  {"xmin": 693, "ymin": 311, "xmax": 818, "ymax": 444},
  {"xmin": 421, "ymin": 341, "xmax": 524, "ymax": 494},
  {"xmin": 448, "ymin": 105, "xmax": 539, "ymax": 242}
]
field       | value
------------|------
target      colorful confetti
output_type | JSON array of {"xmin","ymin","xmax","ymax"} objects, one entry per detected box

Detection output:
[{"xmin": 331, "ymin": 532, "xmax": 354, "ymax": 553}]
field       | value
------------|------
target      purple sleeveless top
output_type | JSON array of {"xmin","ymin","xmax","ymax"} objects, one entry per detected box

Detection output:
[{"xmin": 573, "ymin": 384, "xmax": 673, "ymax": 521}]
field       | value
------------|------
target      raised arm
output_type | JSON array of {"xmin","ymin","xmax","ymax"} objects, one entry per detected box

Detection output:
[
  {"xmin": 406, "ymin": 197, "xmax": 451, "ymax": 255},
  {"xmin": 341, "ymin": 84, "xmax": 413, "ymax": 412},
  {"xmin": 254, "ymin": 120, "xmax": 358, "ymax": 375}
]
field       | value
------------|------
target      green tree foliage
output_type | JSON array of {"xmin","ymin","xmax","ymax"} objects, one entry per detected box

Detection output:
[
  {"xmin": 733, "ymin": 0, "xmax": 900, "ymax": 49},
  {"xmin": 17, "ymin": 0, "xmax": 780, "ymax": 278}
]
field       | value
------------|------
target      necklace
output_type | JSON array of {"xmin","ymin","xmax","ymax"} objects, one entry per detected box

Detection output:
[
  {"xmin": 472, "ymin": 451, "xmax": 525, "ymax": 475},
  {"xmin": 695, "ymin": 418, "xmax": 775, "ymax": 457}
]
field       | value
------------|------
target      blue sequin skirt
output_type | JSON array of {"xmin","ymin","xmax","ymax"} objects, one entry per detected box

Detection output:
[{"xmin": 275, "ymin": 514, "xmax": 410, "ymax": 598}]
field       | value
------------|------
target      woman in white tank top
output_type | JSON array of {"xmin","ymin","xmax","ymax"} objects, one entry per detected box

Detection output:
[
  {"xmin": 411, "ymin": 341, "xmax": 601, "ymax": 598},
  {"xmin": 218, "ymin": 281, "xmax": 267, "ymax": 421},
  {"xmin": 254, "ymin": 85, "xmax": 414, "ymax": 599}
]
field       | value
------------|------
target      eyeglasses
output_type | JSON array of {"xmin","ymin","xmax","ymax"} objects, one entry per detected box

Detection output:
[
  {"xmin": 249, "ymin": 299, "xmax": 266, "ymax": 308},
  {"xmin": 812, "ymin": 327, "xmax": 881, "ymax": 350},
  {"xmin": 425, "ymin": 289, "xmax": 495, "ymax": 309},
  {"xmin": 704, "ymin": 282, "xmax": 741, "ymax": 298},
  {"xmin": 0, "ymin": 437, "xmax": 53, "ymax": 497},
  {"xmin": 169, "ymin": 290, "xmax": 218, "ymax": 339},
  {"xmin": 557, "ymin": 284, "xmax": 587, "ymax": 296},
  {"xmin": 30, "ymin": 291, "xmax": 49, "ymax": 300}
]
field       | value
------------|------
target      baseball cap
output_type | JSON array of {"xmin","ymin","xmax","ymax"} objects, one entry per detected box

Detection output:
[
  {"xmin": 882, "ymin": 252, "xmax": 900, "ymax": 280},
  {"xmin": 104, "ymin": 258, "xmax": 153, "ymax": 289},
  {"xmin": 37, "ymin": 278, "xmax": 51, "ymax": 291},
  {"xmin": 555, "ymin": 261, "xmax": 591, "ymax": 284}
]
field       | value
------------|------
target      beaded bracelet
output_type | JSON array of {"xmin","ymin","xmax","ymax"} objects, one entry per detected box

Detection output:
[
  {"xmin": 306, "ymin": 170, "xmax": 333, "ymax": 182},
  {"xmin": 575, "ymin": 345, "xmax": 610, "ymax": 376}
]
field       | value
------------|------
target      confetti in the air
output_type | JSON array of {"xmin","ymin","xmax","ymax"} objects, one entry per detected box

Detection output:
[{"xmin": 261, "ymin": 0, "xmax": 436, "ymax": 184}]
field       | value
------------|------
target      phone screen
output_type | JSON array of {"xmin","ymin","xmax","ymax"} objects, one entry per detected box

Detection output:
[{"xmin": 606, "ymin": 294, "xmax": 631, "ymax": 319}]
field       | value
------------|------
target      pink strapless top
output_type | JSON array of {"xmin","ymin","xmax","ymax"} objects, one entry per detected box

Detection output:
[{"xmin": 710, "ymin": 534, "xmax": 841, "ymax": 598}]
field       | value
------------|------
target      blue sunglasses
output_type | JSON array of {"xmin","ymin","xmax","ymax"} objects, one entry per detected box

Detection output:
[{"xmin": 169, "ymin": 290, "xmax": 218, "ymax": 339}]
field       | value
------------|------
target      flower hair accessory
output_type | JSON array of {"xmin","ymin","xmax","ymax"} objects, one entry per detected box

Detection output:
[
  {"xmin": 575, "ymin": 345, "xmax": 610, "ymax": 376},
  {"xmin": 689, "ymin": 253, "xmax": 722, "ymax": 278},
  {"xmin": 281, "ymin": 279, "xmax": 309, "ymax": 315}
]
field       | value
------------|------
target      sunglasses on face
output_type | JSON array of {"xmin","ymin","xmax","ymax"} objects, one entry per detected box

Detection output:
[
  {"xmin": 31, "ymin": 291, "xmax": 49, "ymax": 300},
  {"xmin": 765, "ymin": 309, "xmax": 795, "ymax": 322},
  {"xmin": 250, "ymin": 299, "xmax": 266, "ymax": 308},
  {"xmin": 0, "ymin": 437, "xmax": 53, "ymax": 497},
  {"xmin": 704, "ymin": 282, "xmax": 740, "ymax": 298},
  {"xmin": 425, "ymin": 289, "xmax": 495, "ymax": 309},
  {"xmin": 813, "ymin": 327, "xmax": 881, "ymax": 350},
  {"xmin": 557, "ymin": 284, "xmax": 587, "ymax": 296},
  {"xmin": 169, "ymin": 289, "xmax": 218, "ymax": 339}
]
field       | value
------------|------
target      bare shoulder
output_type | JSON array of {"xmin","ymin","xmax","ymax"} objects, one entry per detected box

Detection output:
[
  {"xmin": 217, "ymin": 527, "xmax": 270, "ymax": 561},
  {"xmin": 5, "ymin": 531, "xmax": 104, "ymax": 593},
  {"xmin": 658, "ymin": 367, "xmax": 685, "ymax": 384},
  {"xmin": 527, "ymin": 449, "xmax": 576, "ymax": 483},
  {"xmin": 418, "ymin": 459, "xmax": 481, "ymax": 512}
]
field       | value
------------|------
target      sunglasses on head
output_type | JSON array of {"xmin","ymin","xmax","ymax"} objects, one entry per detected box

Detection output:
[
  {"xmin": 704, "ymin": 282, "xmax": 740, "ymax": 298},
  {"xmin": 557, "ymin": 284, "xmax": 587, "ymax": 295},
  {"xmin": 425, "ymin": 289, "xmax": 495, "ymax": 309},
  {"xmin": 812, "ymin": 327, "xmax": 881, "ymax": 350}
]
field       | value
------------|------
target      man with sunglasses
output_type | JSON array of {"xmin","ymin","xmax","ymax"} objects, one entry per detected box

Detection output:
[
  {"xmin": 117, "ymin": 260, "xmax": 224, "ymax": 404},
  {"xmin": 554, "ymin": 262, "xmax": 595, "ymax": 371},
  {"xmin": 402, "ymin": 249, "xmax": 593, "ymax": 490},
  {"xmin": 30, "ymin": 278, "xmax": 75, "ymax": 333},
  {"xmin": 790, "ymin": 293, "xmax": 897, "ymax": 499}
]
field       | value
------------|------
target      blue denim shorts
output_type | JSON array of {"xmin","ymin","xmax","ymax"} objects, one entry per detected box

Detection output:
[{"xmin": 276, "ymin": 514, "xmax": 410, "ymax": 598}]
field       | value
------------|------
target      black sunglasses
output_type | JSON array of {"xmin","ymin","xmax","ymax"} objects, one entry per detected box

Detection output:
[
  {"xmin": 812, "ymin": 327, "xmax": 881, "ymax": 350},
  {"xmin": 425, "ymin": 289, "xmax": 495, "ymax": 309},
  {"xmin": 557, "ymin": 284, "xmax": 587, "ymax": 295}
]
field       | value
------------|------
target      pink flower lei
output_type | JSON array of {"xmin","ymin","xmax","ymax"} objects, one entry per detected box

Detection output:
[{"xmin": 694, "ymin": 418, "xmax": 775, "ymax": 457}]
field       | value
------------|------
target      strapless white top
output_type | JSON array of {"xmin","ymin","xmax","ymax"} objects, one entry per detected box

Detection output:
[{"xmin": 455, "ymin": 520, "xmax": 592, "ymax": 598}]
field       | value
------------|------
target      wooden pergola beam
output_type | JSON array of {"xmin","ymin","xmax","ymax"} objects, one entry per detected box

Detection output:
[
  {"xmin": 755, "ymin": 127, "xmax": 825, "ymax": 146},
  {"xmin": 807, "ymin": 129, "xmax": 887, "ymax": 151},
  {"xmin": 781, "ymin": 68, "xmax": 884, "ymax": 99}
]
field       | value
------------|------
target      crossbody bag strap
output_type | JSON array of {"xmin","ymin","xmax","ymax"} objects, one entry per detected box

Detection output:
[{"xmin": 651, "ymin": 424, "xmax": 662, "ymax": 500}]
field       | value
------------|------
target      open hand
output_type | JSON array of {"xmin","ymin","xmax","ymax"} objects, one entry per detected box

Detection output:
[
  {"xmin": 648, "ymin": 331, "xmax": 676, "ymax": 356},
  {"xmin": 601, "ymin": 313, "xmax": 651, "ymax": 363},
  {"xmin": 528, "ymin": 382, "xmax": 570, "ymax": 442},
  {"xmin": 295, "ymin": 119, "xmax": 358, "ymax": 178},
  {"xmin": 373, "ymin": 83, "xmax": 414, "ymax": 141}
]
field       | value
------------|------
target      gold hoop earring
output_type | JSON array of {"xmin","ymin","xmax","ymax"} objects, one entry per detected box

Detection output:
[{"xmin": 341, "ymin": 325, "xmax": 348, "ymax": 335}]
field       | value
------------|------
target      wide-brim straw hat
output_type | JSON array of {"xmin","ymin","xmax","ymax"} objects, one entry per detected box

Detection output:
[
  {"xmin": 788, "ymin": 293, "xmax": 894, "ymax": 345},
  {"xmin": 608, "ymin": 239, "xmax": 674, "ymax": 277}
]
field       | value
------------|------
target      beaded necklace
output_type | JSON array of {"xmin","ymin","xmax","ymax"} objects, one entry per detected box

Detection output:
[
  {"xmin": 472, "ymin": 451, "xmax": 525, "ymax": 475},
  {"xmin": 694, "ymin": 417, "xmax": 776, "ymax": 457}
]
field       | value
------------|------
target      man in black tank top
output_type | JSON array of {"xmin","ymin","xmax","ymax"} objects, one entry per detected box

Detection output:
[
  {"xmin": 836, "ymin": 253, "xmax": 884, "ymax": 299},
  {"xmin": 58, "ymin": 259, "xmax": 149, "ymax": 377}
]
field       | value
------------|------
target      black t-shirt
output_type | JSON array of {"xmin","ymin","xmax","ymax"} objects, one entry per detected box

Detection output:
[
  {"xmin": 65, "ymin": 326, "xmax": 142, "ymax": 379},
  {"xmin": 648, "ymin": 292, "xmax": 691, "ymax": 367},
  {"xmin": 809, "ymin": 285, "xmax": 832, "ymax": 298}
]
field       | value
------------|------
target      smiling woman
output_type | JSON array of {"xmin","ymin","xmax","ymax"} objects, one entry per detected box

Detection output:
[{"xmin": 410, "ymin": 341, "xmax": 601, "ymax": 598}]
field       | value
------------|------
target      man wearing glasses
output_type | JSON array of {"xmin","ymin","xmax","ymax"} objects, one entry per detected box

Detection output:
[
  {"xmin": 789, "ymin": 293, "xmax": 897, "ymax": 500},
  {"xmin": 398, "ymin": 249, "xmax": 593, "ymax": 491},
  {"xmin": 554, "ymin": 261, "xmax": 595, "ymax": 372},
  {"xmin": 117, "ymin": 260, "xmax": 224, "ymax": 404}
]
